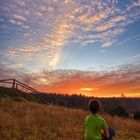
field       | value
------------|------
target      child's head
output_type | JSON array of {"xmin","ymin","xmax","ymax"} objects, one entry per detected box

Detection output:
[{"xmin": 89, "ymin": 99, "xmax": 101, "ymax": 114}]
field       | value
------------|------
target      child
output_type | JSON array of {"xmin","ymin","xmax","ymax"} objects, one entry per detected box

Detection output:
[{"xmin": 84, "ymin": 99, "xmax": 115, "ymax": 140}]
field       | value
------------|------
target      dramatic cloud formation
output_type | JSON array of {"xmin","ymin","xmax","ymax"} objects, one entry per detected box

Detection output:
[
  {"xmin": 1, "ymin": 61, "xmax": 139, "ymax": 97},
  {"xmin": 0, "ymin": 0, "xmax": 140, "ymax": 69},
  {"xmin": 32, "ymin": 54, "xmax": 140, "ymax": 97},
  {"xmin": 0, "ymin": 0, "xmax": 140, "ymax": 97},
  {"xmin": 33, "ymin": 62, "xmax": 140, "ymax": 97}
]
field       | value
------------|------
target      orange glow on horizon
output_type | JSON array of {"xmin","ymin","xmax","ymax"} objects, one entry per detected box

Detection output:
[
  {"xmin": 32, "ymin": 69, "xmax": 140, "ymax": 98},
  {"xmin": 35, "ymin": 84, "xmax": 140, "ymax": 98},
  {"xmin": 80, "ymin": 88, "xmax": 98, "ymax": 91}
]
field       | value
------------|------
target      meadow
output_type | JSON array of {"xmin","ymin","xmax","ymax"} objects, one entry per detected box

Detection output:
[{"xmin": 0, "ymin": 100, "xmax": 140, "ymax": 140}]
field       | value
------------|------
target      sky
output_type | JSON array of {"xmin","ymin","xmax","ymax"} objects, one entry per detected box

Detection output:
[{"xmin": 0, "ymin": 0, "xmax": 140, "ymax": 97}]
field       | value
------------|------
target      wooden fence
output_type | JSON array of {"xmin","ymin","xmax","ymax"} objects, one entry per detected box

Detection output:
[
  {"xmin": 0, "ymin": 79, "xmax": 38, "ymax": 94},
  {"xmin": 0, "ymin": 79, "xmax": 71, "ymax": 106}
]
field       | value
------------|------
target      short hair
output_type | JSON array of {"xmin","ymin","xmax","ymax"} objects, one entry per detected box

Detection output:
[{"xmin": 89, "ymin": 99, "xmax": 101, "ymax": 114}]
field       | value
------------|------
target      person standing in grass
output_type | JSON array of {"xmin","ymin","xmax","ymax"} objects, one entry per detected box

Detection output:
[{"xmin": 84, "ymin": 99, "xmax": 110, "ymax": 140}]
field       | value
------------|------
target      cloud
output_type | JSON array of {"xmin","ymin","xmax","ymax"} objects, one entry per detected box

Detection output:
[
  {"xmin": 101, "ymin": 40, "xmax": 115, "ymax": 48},
  {"xmin": 0, "ymin": 58, "xmax": 140, "ymax": 97},
  {"xmin": 3, "ymin": 0, "xmax": 77, "ymax": 69},
  {"xmin": 95, "ymin": 16, "xmax": 126, "ymax": 32},
  {"xmin": 127, "ymin": 0, "xmax": 140, "ymax": 10},
  {"xmin": 30, "ymin": 62, "xmax": 140, "ymax": 97},
  {"xmin": 114, "ymin": 33, "xmax": 140, "ymax": 47},
  {"xmin": 1, "ymin": 0, "xmax": 140, "ymax": 70},
  {"xmin": 0, "ymin": 63, "xmax": 18, "ymax": 79},
  {"xmin": 23, "ymin": 58, "xmax": 139, "ymax": 97},
  {"xmin": 69, "ymin": 1, "xmax": 140, "ymax": 47},
  {"xmin": 111, "ymin": 0, "xmax": 118, "ymax": 4},
  {"xmin": 12, "ymin": 14, "xmax": 27, "ymax": 21},
  {"xmin": 99, "ymin": 49, "xmax": 106, "ymax": 53}
]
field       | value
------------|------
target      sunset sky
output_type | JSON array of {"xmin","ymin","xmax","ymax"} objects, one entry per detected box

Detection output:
[{"xmin": 0, "ymin": 0, "xmax": 140, "ymax": 97}]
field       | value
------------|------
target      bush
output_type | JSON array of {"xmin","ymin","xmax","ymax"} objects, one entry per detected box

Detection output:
[
  {"xmin": 105, "ymin": 105, "xmax": 129, "ymax": 117},
  {"xmin": 133, "ymin": 112, "xmax": 140, "ymax": 120}
]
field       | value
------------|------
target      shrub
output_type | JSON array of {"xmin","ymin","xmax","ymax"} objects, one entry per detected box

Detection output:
[
  {"xmin": 105, "ymin": 105, "xmax": 129, "ymax": 117},
  {"xmin": 133, "ymin": 112, "xmax": 140, "ymax": 120}
]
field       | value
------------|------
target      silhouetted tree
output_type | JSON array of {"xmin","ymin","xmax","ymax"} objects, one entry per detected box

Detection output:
[{"xmin": 22, "ymin": 73, "xmax": 32, "ymax": 85}]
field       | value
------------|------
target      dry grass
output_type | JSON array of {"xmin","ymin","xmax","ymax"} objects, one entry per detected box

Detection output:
[{"xmin": 0, "ymin": 100, "xmax": 140, "ymax": 140}]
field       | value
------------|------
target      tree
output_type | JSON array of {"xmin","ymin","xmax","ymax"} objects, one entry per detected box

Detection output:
[
  {"xmin": 21, "ymin": 73, "xmax": 33, "ymax": 93},
  {"xmin": 22, "ymin": 73, "xmax": 32, "ymax": 85}
]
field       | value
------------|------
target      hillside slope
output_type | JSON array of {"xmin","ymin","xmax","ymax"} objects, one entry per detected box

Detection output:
[
  {"xmin": 0, "ymin": 101, "xmax": 140, "ymax": 140},
  {"xmin": 0, "ymin": 87, "xmax": 69, "ymax": 106},
  {"xmin": 0, "ymin": 87, "xmax": 39, "ymax": 102}
]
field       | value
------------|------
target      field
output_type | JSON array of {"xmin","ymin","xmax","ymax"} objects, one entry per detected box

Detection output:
[{"xmin": 0, "ymin": 100, "xmax": 140, "ymax": 140}]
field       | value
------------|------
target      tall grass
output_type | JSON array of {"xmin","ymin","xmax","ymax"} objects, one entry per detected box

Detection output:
[{"xmin": 0, "ymin": 100, "xmax": 140, "ymax": 140}]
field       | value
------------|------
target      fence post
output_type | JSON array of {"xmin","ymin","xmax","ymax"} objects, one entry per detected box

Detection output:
[
  {"xmin": 12, "ymin": 79, "xmax": 15, "ymax": 89},
  {"xmin": 16, "ymin": 83, "xmax": 18, "ymax": 90}
]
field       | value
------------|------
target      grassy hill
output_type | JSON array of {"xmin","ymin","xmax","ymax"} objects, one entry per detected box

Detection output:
[
  {"xmin": 0, "ymin": 100, "xmax": 140, "ymax": 140},
  {"xmin": 0, "ymin": 86, "xmax": 39, "ymax": 102},
  {"xmin": 0, "ymin": 87, "xmax": 69, "ymax": 106}
]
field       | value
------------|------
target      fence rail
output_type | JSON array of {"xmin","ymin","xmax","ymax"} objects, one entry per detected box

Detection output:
[
  {"xmin": 0, "ymin": 79, "xmax": 38, "ymax": 93},
  {"xmin": 0, "ymin": 79, "xmax": 71, "ymax": 106}
]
